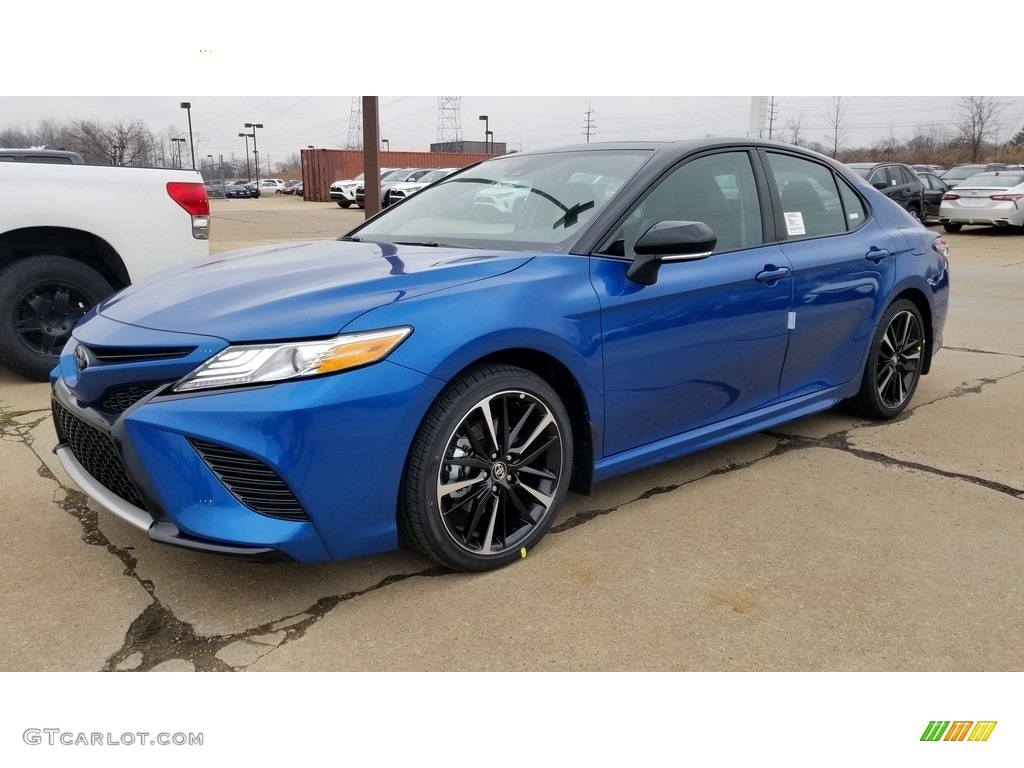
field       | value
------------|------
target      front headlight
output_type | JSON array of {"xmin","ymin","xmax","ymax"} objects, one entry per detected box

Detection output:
[{"xmin": 173, "ymin": 327, "xmax": 412, "ymax": 392}]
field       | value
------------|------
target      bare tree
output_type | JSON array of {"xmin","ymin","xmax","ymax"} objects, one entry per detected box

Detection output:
[
  {"xmin": 0, "ymin": 125, "xmax": 33, "ymax": 148},
  {"xmin": 67, "ymin": 119, "xmax": 156, "ymax": 166},
  {"xmin": 784, "ymin": 111, "xmax": 807, "ymax": 148},
  {"xmin": 955, "ymin": 96, "xmax": 1005, "ymax": 162},
  {"xmin": 824, "ymin": 96, "xmax": 850, "ymax": 159}
]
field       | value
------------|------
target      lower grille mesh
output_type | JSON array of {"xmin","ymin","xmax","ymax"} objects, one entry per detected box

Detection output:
[
  {"xmin": 189, "ymin": 439, "xmax": 308, "ymax": 520},
  {"xmin": 52, "ymin": 401, "xmax": 144, "ymax": 507},
  {"xmin": 99, "ymin": 383, "xmax": 165, "ymax": 414}
]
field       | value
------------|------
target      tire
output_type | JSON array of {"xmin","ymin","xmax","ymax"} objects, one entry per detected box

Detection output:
[
  {"xmin": 908, "ymin": 205, "xmax": 921, "ymax": 222},
  {"xmin": 337, "ymin": 200, "xmax": 352, "ymax": 209},
  {"xmin": 845, "ymin": 298, "xmax": 925, "ymax": 420},
  {"xmin": 356, "ymin": 203, "xmax": 364, "ymax": 209},
  {"xmin": 0, "ymin": 256, "xmax": 113, "ymax": 381},
  {"xmin": 400, "ymin": 364, "xmax": 573, "ymax": 572},
  {"xmin": 943, "ymin": 222, "xmax": 963, "ymax": 233}
]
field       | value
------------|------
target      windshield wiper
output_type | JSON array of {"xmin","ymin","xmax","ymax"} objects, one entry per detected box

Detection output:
[{"xmin": 337, "ymin": 235, "xmax": 363, "ymax": 242}]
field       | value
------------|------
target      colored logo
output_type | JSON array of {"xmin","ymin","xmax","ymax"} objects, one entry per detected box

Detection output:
[{"xmin": 921, "ymin": 721, "xmax": 997, "ymax": 742}]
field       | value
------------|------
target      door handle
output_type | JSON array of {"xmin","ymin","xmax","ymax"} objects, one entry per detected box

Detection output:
[
  {"xmin": 865, "ymin": 248, "xmax": 890, "ymax": 263},
  {"xmin": 755, "ymin": 266, "xmax": 791, "ymax": 283}
]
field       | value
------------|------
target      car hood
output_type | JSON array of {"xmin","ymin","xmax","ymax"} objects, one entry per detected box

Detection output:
[{"xmin": 98, "ymin": 240, "xmax": 533, "ymax": 341}]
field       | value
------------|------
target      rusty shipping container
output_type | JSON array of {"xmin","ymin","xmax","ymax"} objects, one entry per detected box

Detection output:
[{"xmin": 300, "ymin": 149, "xmax": 495, "ymax": 203}]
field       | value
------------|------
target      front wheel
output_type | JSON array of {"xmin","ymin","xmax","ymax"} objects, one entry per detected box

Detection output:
[
  {"xmin": 0, "ymin": 256, "xmax": 113, "ymax": 380},
  {"xmin": 338, "ymin": 200, "xmax": 352, "ymax": 209},
  {"xmin": 943, "ymin": 222, "xmax": 963, "ymax": 233},
  {"xmin": 845, "ymin": 298, "xmax": 925, "ymax": 420},
  {"xmin": 401, "ymin": 364, "xmax": 573, "ymax": 572}
]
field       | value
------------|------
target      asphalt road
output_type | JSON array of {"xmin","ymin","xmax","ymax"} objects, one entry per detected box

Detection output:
[{"xmin": 1, "ymin": 196, "xmax": 1021, "ymax": 672}]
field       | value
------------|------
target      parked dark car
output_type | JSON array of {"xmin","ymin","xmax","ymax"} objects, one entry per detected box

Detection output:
[
  {"xmin": 50, "ymin": 138, "xmax": 950, "ymax": 571},
  {"xmin": 225, "ymin": 182, "xmax": 252, "ymax": 199},
  {"xmin": 846, "ymin": 162, "xmax": 926, "ymax": 221},
  {"xmin": 940, "ymin": 164, "xmax": 1007, "ymax": 189},
  {"xmin": 245, "ymin": 181, "xmax": 260, "ymax": 199},
  {"xmin": 917, "ymin": 171, "xmax": 949, "ymax": 221}
]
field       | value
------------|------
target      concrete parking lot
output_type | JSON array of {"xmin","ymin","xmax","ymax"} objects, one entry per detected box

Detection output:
[{"xmin": 1, "ymin": 196, "xmax": 1021, "ymax": 671}]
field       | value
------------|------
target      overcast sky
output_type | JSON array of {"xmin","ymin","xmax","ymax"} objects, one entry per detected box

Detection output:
[{"xmin": 3, "ymin": 3, "xmax": 1021, "ymax": 163}]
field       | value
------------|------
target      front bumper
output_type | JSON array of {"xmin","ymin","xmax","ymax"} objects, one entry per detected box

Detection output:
[
  {"xmin": 329, "ymin": 187, "xmax": 357, "ymax": 202},
  {"xmin": 51, "ymin": 352, "xmax": 444, "ymax": 563}
]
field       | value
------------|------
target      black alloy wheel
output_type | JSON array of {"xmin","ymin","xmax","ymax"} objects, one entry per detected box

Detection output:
[
  {"xmin": 846, "ymin": 299, "xmax": 925, "ymax": 419},
  {"xmin": 401, "ymin": 364, "xmax": 573, "ymax": 571}
]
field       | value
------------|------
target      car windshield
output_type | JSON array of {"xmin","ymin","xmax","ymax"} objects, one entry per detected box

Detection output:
[
  {"xmin": 958, "ymin": 173, "xmax": 1024, "ymax": 188},
  {"xmin": 349, "ymin": 149, "xmax": 653, "ymax": 252},
  {"xmin": 382, "ymin": 169, "xmax": 411, "ymax": 181}
]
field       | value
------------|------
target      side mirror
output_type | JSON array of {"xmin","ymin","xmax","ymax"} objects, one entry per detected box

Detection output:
[{"xmin": 627, "ymin": 221, "xmax": 716, "ymax": 286}]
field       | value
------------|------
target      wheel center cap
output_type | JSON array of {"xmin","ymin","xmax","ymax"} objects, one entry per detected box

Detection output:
[{"xmin": 491, "ymin": 462, "xmax": 508, "ymax": 481}]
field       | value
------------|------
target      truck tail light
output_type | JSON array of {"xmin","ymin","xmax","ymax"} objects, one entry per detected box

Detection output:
[{"xmin": 166, "ymin": 182, "xmax": 211, "ymax": 240}]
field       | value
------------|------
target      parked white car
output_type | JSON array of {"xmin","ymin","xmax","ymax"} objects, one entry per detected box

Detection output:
[
  {"xmin": 939, "ymin": 171, "xmax": 1024, "ymax": 232},
  {"xmin": 385, "ymin": 168, "xmax": 458, "ymax": 206},
  {"xmin": 330, "ymin": 169, "xmax": 396, "ymax": 208},
  {"xmin": 257, "ymin": 178, "xmax": 286, "ymax": 194}
]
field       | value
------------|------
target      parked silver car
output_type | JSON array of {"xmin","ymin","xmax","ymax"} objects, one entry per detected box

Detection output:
[{"xmin": 939, "ymin": 171, "xmax": 1024, "ymax": 232}]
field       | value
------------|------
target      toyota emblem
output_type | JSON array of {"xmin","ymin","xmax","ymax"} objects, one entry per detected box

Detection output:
[{"xmin": 74, "ymin": 344, "xmax": 90, "ymax": 371}]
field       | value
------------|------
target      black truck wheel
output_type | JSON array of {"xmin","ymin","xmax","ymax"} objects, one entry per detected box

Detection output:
[{"xmin": 0, "ymin": 256, "xmax": 113, "ymax": 381}]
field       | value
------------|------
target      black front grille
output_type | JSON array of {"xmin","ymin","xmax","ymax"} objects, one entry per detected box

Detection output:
[
  {"xmin": 189, "ymin": 439, "xmax": 308, "ymax": 521},
  {"xmin": 83, "ymin": 345, "xmax": 195, "ymax": 364},
  {"xmin": 99, "ymin": 383, "xmax": 165, "ymax": 414},
  {"xmin": 52, "ymin": 401, "xmax": 144, "ymax": 508}
]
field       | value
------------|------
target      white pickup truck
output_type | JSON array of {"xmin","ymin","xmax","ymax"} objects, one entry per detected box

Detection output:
[{"xmin": 0, "ymin": 161, "xmax": 211, "ymax": 380}]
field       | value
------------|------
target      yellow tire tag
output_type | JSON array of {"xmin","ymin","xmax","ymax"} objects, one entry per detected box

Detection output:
[{"xmin": 520, "ymin": 547, "xmax": 527, "ymax": 558}]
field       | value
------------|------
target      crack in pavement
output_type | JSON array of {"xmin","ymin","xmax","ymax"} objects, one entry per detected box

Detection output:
[
  {"xmin": 944, "ymin": 346, "xmax": 1024, "ymax": 359},
  {"xmin": 3, "ymin": 353, "xmax": 1020, "ymax": 671}
]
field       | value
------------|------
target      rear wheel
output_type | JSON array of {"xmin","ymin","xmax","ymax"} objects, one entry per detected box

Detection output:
[
  {"xmin": 401, "ymin": 364, "xmax": 573, "ymax": 572},
  {"xmin": 0, "ymin": 256, "xmax": 113, "ymax": 381},
  {"xmin": 908, "ymin": 204, "xmax": 922, "ymax": 221},
  {"xmin": 943, "ymin": 222, "xmax": 963, "ymax": 233},
  {"xmin": 845, "ymin": 298, "xmax": 924, "ymax": 420}
]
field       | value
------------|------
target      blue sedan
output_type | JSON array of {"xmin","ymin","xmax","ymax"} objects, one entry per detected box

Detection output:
[{"xmin": 51, "ymin": 139, "xmax": 950, "ymax": 571}]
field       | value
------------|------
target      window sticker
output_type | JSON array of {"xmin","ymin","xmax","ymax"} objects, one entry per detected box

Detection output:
[
  {"xmin": 784, "ymin": 211, "xmax": 806, "ymax": 236},
  {"xmin": 849, "ymin": 212, "xmax": 860, "ymax": 220}
]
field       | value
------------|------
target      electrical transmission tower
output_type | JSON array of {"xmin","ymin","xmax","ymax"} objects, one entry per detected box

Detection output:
[
  {"xmin": 583, "ymin": 102, "xmax": 597, "ymax": 143},
  {"xmin": 436, "ymin": 97, "xmax": 463, "ymax": 151},
  {"xmin": 346, "ymin": 97, "xmax": 363, "ymax": 149},
  {"xmin": 767, "ymin": 96, "xmax": 779, "ymax": 140}
]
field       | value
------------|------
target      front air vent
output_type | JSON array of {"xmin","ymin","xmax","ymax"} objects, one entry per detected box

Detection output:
[
  {"xmin": 189, "ymin": 439, "xmax": 308, "ymax": 521},
  {"xmin": 52, "ymin": 400, "xmax": 144, "ymax": 508}
]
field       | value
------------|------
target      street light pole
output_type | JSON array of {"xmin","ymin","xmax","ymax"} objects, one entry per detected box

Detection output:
[
  {"xmin": 171, "ymin": 137, "xmax": 185, "ymax": 169},
  {"xmin": 238, "ymin": 132, "xmax": 253, "ymax": 181},
  {"xmin": 486, "ymin": 130, "xmax": 494, "ymax": 155},
  {"xmin": 245, "ymin": 122, "xmax": 263, "ymax": 183},
  {"xmin": 479, "ymin": 115, "xmax": 489, "ymax": 153},
  {"xmin": 180, "ymin": 101, "xmax": 196, "ymax": 170},
  {"xmin": 382, "ymin": 138, "xmax": 389, "ymax": 152}
]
